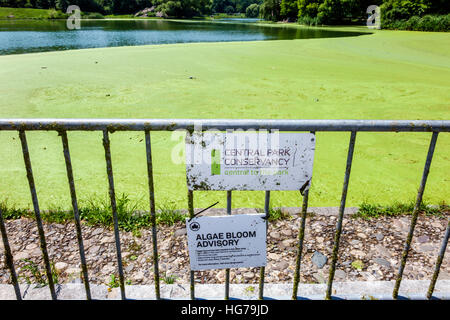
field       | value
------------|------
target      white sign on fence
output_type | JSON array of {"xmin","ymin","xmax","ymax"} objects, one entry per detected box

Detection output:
[
  {"xmin": 186, "ymin": 131, "xmax": 315, "ymax": 191},
  {"xmin": 186, "ymin": 214, "xmax": 267, "ymax": 271}
]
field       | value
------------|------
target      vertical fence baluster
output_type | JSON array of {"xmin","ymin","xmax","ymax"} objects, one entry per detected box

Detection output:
[
  {"xmin": 60, "ymin": 131, "xmax": 91, "ymax": 300},
  {"xmin": 225, "ymin": 190, "xmax": 232, "ymax": 300},
  {"xmin": 292, "ymin": 131, "xmax": 315, "ymax": 300},
  {"xmin": 18, "ymin": 130, "xmax": 57, "ymax": 300},
  {"xmin": 188, "ymin": 189, "xmax": 195, "ymax": 300},
  {"xmin": 144, "ymin": 130, "xmax": 160, "ymax": 300},
  {"xmin": 292, "ymin": 188, "xmax": 310, "ymax": 300},
  {"xmin": 0, "ymin": 205, "xmax": 21, "ymax": 299},
  {"xmin": 102, "ymin": 129, "xmax": 126, "ymax": 300},
  {"xmin": 427, "ymin": 219, "xmax": 450, "ymax": 299},
  {"xmin": 258, "ymin": 190, "xmax": 270, "ymax": 300},
  {"xmin": 326, "ymin": 131, "xmax": 357, "ymax": 300},
  {"xmin": 393, "ymin": 131, "xmax": 438, "ymax": 299}
]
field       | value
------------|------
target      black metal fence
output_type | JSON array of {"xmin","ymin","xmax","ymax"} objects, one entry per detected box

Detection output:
[{"xmin": 0, "ymin": 119, "xmax": 449, "ymax": 300}]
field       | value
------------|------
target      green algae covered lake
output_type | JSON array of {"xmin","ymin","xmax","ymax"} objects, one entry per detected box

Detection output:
[{"xmin": 0, "ymin": 19, "xmax": 448, "ymax": 211}]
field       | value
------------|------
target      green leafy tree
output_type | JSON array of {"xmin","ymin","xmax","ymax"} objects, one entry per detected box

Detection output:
[
  {"xmin": 235, "ymin": 0, "xmax": 258, "ymax": 13},
  {"xmin": 35, "ymin": 0, "xmax": 52, "ymax": 8},
  {"xmin": 3, "ymin": 0, "xmax": 448, "ymax": 22},
  {"xmin": 380, "ymin": 0, "xmax": 431, "ymax": 23},
  {"xmin": 224, "ymin": 5, "xmax": 234, "ymax": 14},
  {"xmin": 427, "ymin": 0, "xmax": 450, "ymax": 14},
  {"xmin": 260, "ymin": 0, "xmax": 280, "ymax": 21},
  {"xmin": 297, "ymin": 0, "xmax": 322, "ymax": 20},
  {"xmin": 317, "ymin": 0, "xmax": 344, "ymax": 23},
  {"xmin": 297, "ymin": 0, "xmax": 385, "ymax": 24},
  {"xmin": 154, "ymin": 0, "xmax": 211, "ymax": 18},
  {"xmin": 212, "ymin": 0, "xmax": 233, "ymax": 13},
  {"xmin": 245, "ymin": 2, "xmax": 259, "ymax": 16},
  {"xmin": 348, "ymin": 0, "xmax": 383, "ymax": 22},
  {"xmin": 55, "ymin": 0, "xmax": 70, "ymax": 11},
  {"xmin": 211, "ymin": 0, "xmax": 261, "ymax": 14},
  {"xmin": 280, "ymin": 0, "xmax": 297, "ymax": 20}
]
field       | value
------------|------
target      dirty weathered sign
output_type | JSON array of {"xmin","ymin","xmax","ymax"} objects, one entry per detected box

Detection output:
[
  {"xmin": 186, "ymin": 131, "xmax": 315, "ymax": 191},
  {"xmin": 186, "ymin": 214, "xmax": 267, "ymax": 270}
]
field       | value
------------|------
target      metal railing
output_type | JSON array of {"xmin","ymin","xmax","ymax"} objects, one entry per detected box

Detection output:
[{"xmin": 0, "ymin": 119, "xmax": 449, "ymax": 300}]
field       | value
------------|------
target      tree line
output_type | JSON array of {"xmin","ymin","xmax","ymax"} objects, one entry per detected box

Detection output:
[
  {"xmin": 0, "ymin": 0, "xmax": 262, "ymax": 16},
  {"xmin": 1, "ymin": 0, "xmax": 449, "ymax": 30},
  {"xmin": 262, "ymin": 0, "xmax": 448, "ymax": 26}
]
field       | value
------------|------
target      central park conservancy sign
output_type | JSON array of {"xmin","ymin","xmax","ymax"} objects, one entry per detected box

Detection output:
[
  {"xmin": 186, "ymin": 214, "xmax": 267, "ymax": 271},
  {"xmin": 185, "ymin": 131, "xmax": 316, "ymax": 191}
]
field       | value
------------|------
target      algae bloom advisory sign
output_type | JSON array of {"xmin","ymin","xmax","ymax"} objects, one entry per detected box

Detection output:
[
  {"xmin": 185, "ymin": 131, "xmax": 316, "ymax": 191},
  {"xmin": 186, "ymin": 214, "xmax": 267, "ymax": 270}
]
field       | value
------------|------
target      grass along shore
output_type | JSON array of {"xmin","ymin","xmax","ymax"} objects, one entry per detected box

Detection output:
[
  {"xmin": 1, "ymin": 194, "xmax": 447, "ymax": 234},
  {"xmin": 0, "ymin": 7, "xmax": 244, "ymax": 20},
  {"xmin": 0, "ymin": 7, "xmax": 65, "ymax": 19},
  {"xmin": 0, "ymin": 7, "xmax": 146, "ymax": 20},
  {"xmin": 0, "ymin": 27, "xmax": 449, "ymax": 211}
]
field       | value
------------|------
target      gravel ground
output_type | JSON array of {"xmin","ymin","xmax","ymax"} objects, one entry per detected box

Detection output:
[{"xmin": 1, "ymin": 210, "xmax": 449, "ymax": 287}]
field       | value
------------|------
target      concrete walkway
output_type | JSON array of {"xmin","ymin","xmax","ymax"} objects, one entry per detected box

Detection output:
[{"xmin": 1, "ymin": 280, "xmax": 448, "ymax": 300}]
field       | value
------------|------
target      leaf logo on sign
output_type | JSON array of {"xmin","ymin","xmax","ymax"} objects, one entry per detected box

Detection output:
[{"xmin": 189, "ymin": 222, "xmax": 200, "ymax": 232}]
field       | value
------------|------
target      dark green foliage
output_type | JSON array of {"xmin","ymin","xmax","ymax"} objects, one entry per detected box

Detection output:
[
  {"xmin": 47, "ymin": 7, "xmax": 67, "ymax": 18},
  {"xmin": 317, "ymin": 0, "xmax": 344, "ymax": 24},
  {"xmin": 380, "ymin": 0, "xmax": 449, "ymax": 31},
  {"xmin": 259, "ymin": 0, "xmax": 281, "ymax": 21},
  {"xmin": 224, "ymin": 4, "xmax": 234, "ymax": 14},
  {"xmin": 280, "ymin": 0, "xmax": 298, "ymax": 20},
  {"xmin": 2, "ymin": 197, "xmax": 448, "ymax": 231},
  {"xmin": 77, "ymin": 193, "xmax": 184, "ymax": 231},
  {"xmin": 2, "ymin": 0, "xmax": 449, "ymax": 26},
  {"xmin": 55, "ymin": 0, "xmax": 69, "ymax": 11},
  {"xmin": 268, "ymin": 207, "xmax": 292, "ymax": 221},
  {"xmin": 384, "ymin": 13, "xmax": 449, "ymax": 31},
  {"xmin": 428, "ymin": 0, "xmax": 450, "ymax": 15},
  {"xmin": 297, "ymin": 0, "xmax": 383, "ymax": 25},
  {"xmin": 298, "ymin": 0, "xmax": 321, "ymax": 21},
  {"xmin": 19, "ymin": 259, "xmax": 59, "ymax": 286},
  {"xmin": 0, "ymin": 0, "xmax": 54, "ymax": 8},
  {"xmin": 81, "ymin": 11, "xmax": 104, "ymax": 18},
  {"xmin": 110, "ymin": 0, "xmax": 153, "ymax": 15},
  {"xmin": 236, "ymin": 0, "xmax": 260, "ymax": 12},
  {"xmin": 0, "ymin": 0, "xmax": 153, "ymax": 15},
  {"xmin": 353, "ymin": 200, "xmax": 448, "ymax": 220},
  {"xmin": 107, "ymin": 274, "xmax": 120, "ymax": 288},
  {"xmin": 297, "ymin": 14, "xmax": 320, "ymax": 25},
  {"xmin": 245, "ymin": 2, "xmax": 259, "ymax": 17},
  {"xmin": 0, "ymin": 200, "xmax": 30, "ymax": 219},
  {"xmin": 153, "ymin": 0, "xmax": 211, "ymax": 18},
  {"xmin": 0, "ymin": 194, "xmax": 188, "ymax": 232},
  {"xmin": 20, "ymin": 258, "xmax": 47, "ymax": 286},
  {"xmin": 57, "ymin": 0, "xmax": 106, "ymax": 14},
  {"xmin": 380, "ymin": 0, "xmax": 429, "ymax": 22},
  {"xmin": 41, "ymin": 205, "xmax": 73, "ymax": 223},
  {"xmin": 212, "ymin": 0, "xmax": 233, "ymax": 13},
  {"xmin": 161, "ymin": 272, "xmax": 178, "ymax": 284},
  {"xmin": 155, "ymin": 202, "xmax": 186, "ymax": 226},
  {"xmin": 296, "ymin": 0, "xmax": 449, "ymax": 29},
  {"xmin": 211, "ymin": 0, "xmax": 262, "ymax": 14}
]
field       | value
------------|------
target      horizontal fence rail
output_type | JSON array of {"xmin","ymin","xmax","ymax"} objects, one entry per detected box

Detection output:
[
  {"xmin": 0, "ymin": 119, "xmax": 449, "ymax": 132},
  {"xmin": 0, "ymin": 118, "xmax": 449, "ymax": 301}
]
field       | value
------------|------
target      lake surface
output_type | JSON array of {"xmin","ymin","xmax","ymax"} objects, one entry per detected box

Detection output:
[{"xmin": 0, "ymin": 19, "xmax": 368, "ymax": 55}]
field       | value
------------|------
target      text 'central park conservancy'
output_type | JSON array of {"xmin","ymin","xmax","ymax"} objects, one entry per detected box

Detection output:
[{"xmin": 186, "ymin": 131, "xmax": 316, "ymax": 191}]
